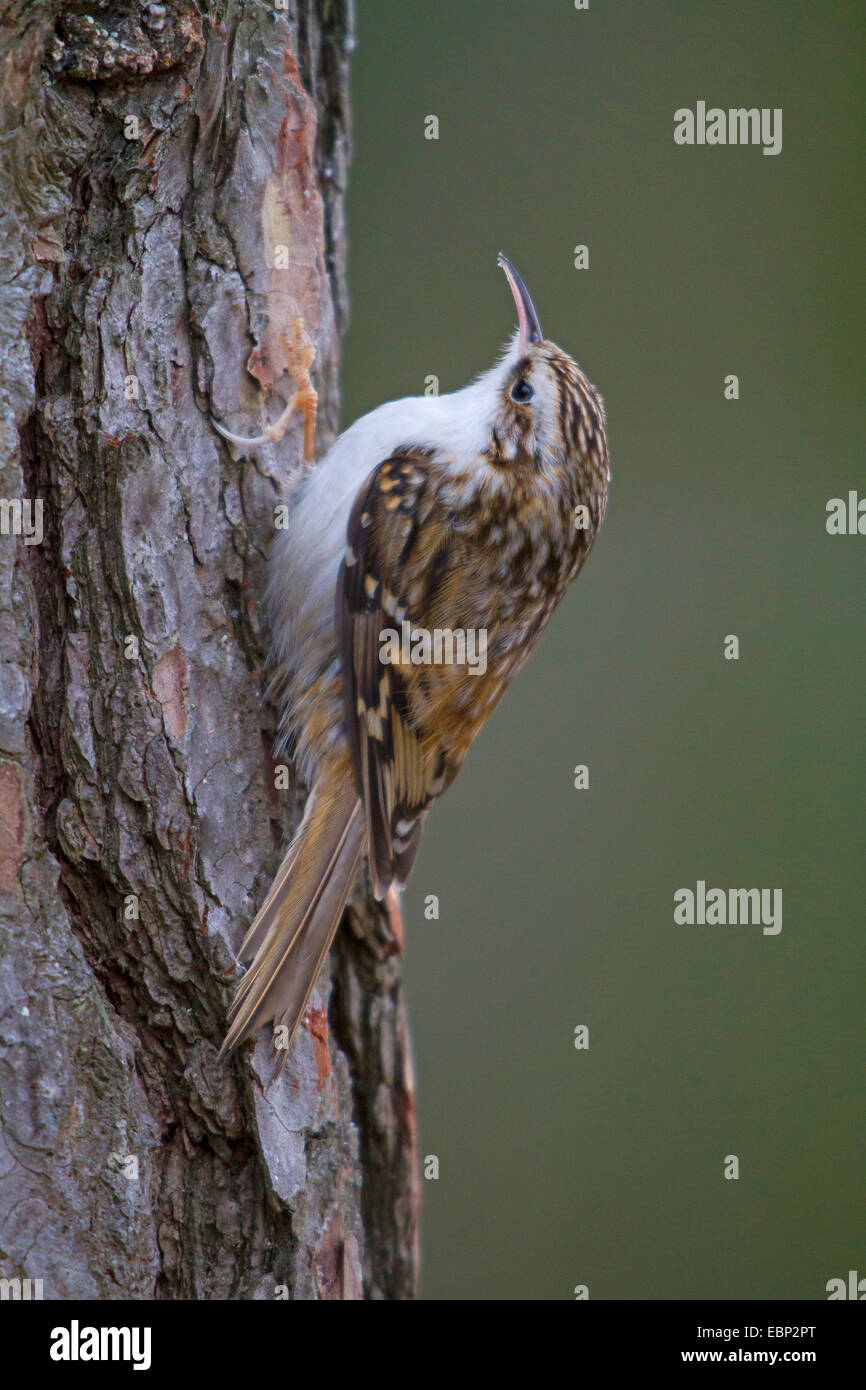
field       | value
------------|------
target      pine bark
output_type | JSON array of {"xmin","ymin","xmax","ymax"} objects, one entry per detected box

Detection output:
[{"xmin": 0, "ymin": 0, "xmax": 419, "ymax": 1300}]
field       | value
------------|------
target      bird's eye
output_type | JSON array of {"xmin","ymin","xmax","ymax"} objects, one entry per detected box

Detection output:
[{"xmin": 510, "ymin": 378, "xmax": 533, "ymax": 404}]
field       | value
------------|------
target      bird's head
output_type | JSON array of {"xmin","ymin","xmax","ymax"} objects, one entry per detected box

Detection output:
[{"xmin": 481, "ymin": 255, "xmax": 609, "ymax": 515}]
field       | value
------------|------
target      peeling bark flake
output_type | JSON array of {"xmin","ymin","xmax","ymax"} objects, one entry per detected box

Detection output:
[
  {"xmin": 306, "ymin": 1005, "xmax": 332, "ymax": 1091},
  {"xmin": 152, "ymin": 646, "xmax": 189, "ymax": 741},
  {"xmin": 0, "ymin": 763, "xmax": 24, "ymax": 893},
  {"xmin": 316, "ymin": 1210, "xmax": 362, "ymax": 1301}
]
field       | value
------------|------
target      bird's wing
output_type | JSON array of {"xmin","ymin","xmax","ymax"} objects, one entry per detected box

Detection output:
[{"xmin": 336, "ymin": 448, "xmax": 454, "ymax": 898}]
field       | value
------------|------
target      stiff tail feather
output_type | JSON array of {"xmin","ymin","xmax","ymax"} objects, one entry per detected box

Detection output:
[{"xmin": 220, "ymin": 767, "xmax": 365, "ymax": 1063}]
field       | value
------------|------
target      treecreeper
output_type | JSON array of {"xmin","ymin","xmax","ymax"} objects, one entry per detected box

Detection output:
[{"xmin": 214, "ymin": 256, "xmax": 610, "ymax": 1067}]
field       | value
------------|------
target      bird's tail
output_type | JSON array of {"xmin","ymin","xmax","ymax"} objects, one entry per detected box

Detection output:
[{"xmin": 220, "ymin": 760, "xmax": 365, "ymax": 1062}]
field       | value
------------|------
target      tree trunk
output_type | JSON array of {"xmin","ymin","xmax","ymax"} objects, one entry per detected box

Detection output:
[{"xmin": 0, "ymin": 0, "xmax": 419, "ymax": 1300}]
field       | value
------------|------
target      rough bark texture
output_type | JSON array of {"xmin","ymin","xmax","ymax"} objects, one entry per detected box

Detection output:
[{"xmin": 0, "ymin": 0, "xmax": 420, "ymax": 1300}]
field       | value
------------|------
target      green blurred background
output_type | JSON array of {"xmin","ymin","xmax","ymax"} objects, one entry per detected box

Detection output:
[{"xmin": 340, "ymin": 0, "xmax": 865, "ymax": 1299}]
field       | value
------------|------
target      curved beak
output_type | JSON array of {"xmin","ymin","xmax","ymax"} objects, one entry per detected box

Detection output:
[{"xmin": 497, "ymin": 252, "xmax": 543, "ymax": 353}]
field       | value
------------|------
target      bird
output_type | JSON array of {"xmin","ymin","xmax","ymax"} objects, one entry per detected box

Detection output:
[{"xmin": 216, "ymin": 254, "xmax": 610, "ymax": 1064}]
